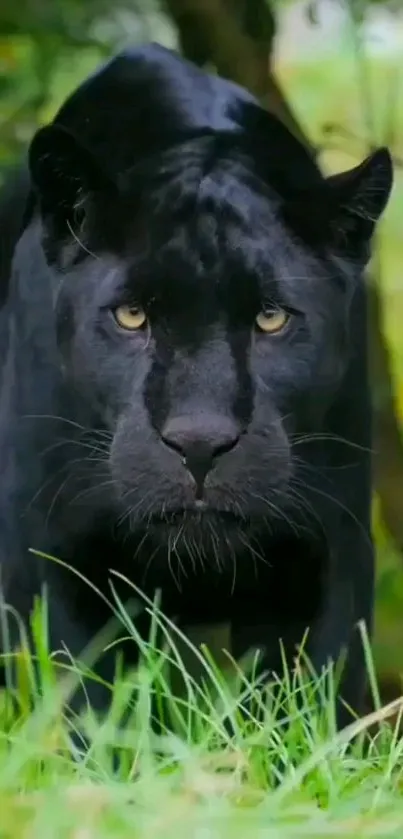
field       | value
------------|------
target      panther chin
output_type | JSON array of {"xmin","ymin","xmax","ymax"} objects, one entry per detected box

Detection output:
[
  {"xmin": 144, "ymin": 501, "xmax": 251, "ymax": 557},
  {"xmin": 148, "ymin": 501, "xmax": 247, "ymax": 528}
]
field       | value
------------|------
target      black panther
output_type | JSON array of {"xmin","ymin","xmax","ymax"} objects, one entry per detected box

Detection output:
[{"xmin": 0, "ymin": 43, "xmax": 393, "ymax": 728}]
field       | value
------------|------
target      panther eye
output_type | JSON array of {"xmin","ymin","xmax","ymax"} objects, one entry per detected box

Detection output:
[
  {"xmin": 114, "ymin": 305, "xmax": 147, "ymax": 331},
  {"xmin": 255, "ymin": 307, "xmax": 289, "ymax": 334}
]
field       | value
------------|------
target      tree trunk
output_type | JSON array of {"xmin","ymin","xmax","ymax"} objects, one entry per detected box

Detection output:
[
  {"xmin": 164, "ymin": 0, "xmax": 403, "ymax": 557},
  {"xmin": 165, "ymin": 0, "xmax": 311, "ymax": 147}
]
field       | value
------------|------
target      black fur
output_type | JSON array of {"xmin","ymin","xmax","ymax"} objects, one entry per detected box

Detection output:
[
  {"xmin": 0, "ymin": 164, "xmax": 30, "ymax": 308},
  {"xmin": 0, "ymin": 43, "xmax": 393, "ymax": 726}
]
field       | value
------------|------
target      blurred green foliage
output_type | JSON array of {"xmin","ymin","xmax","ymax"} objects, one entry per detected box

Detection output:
[
  {"xmin": 0, "ymin": 0, "xmax": 176, "ymax": 169},
  {"xmin": 0, "ymin": 0, "xmax": 403, "ymax": 684}
]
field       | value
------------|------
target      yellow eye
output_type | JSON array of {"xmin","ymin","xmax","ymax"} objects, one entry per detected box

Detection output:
[
  {"xmin": 255, "ymin": 307, "xmax": 289, "ymax": 334},
  {"xmin": 114, "ymin": 304, "xmax": 147, "ymax": 331}
]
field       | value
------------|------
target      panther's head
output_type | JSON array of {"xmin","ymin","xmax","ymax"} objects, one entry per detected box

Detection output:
[{"xmin": 23, "ymin": 45, "xmax": 392, "ymax": 569}]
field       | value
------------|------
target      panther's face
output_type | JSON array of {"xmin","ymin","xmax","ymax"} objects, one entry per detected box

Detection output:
[{"xmin": 25, "ymin": 87, "xmax": 392, "ymax": 569}]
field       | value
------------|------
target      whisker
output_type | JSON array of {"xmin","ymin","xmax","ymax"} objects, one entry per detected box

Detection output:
[
  {"xmin": 292, "ymin": 473, "xmax": 371, "ymax": 546},
  {"xmin": 22, "ymin": 414, "xmax": 89, "ymax": 432},
  {"xmin": 292, "ymin": 431, "xmax": 372, "ymax": 455},
  {"xmin": 206, "ymin": 519, "xmax": 222, "ymax": 573},
  {"xmin": 40, "ymin": 436, "xmax": 111, "ymax": 460},
  {"xmin": 45, "ymin": 472, "xmax": 76, "ymax": 530},
  {"xmin": 68, "ymin": 478, "xmax": 117, "ymax": 507},
  {"xmin": 141, "ymin": 544, "xmax": 162, "ymax": 585},
  {"xmin": 249, "ymin": 490, "xmax": 301, "ymax": 540},
  {"xmin": 167, "ymin": 531, "xmax": 182, "ymax": 591},
  {"xmin": 66, "ymin": 219, "xmax": 99, "ymax": 261}
]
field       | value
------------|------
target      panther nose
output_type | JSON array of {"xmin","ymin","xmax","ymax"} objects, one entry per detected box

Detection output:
[{"xmin": 161, "ymin": 415, "xmax": 240, "ymax": 493}]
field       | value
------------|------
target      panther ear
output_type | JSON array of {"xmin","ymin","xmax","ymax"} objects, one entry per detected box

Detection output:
[
  {"xmin": 326, "ymin": 147, "xmax": 393, "ymax": 262},
  {"xmin": 28, "ymin": 124, "xmax": 114, "ymax": 229}
]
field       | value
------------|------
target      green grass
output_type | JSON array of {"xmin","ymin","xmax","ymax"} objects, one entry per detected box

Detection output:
[{"xmin": 2, "ymin": 590, "xmax": 403, "ymax": 839}]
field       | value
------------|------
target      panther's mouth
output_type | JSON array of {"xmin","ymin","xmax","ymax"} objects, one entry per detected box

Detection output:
[{"xmin": 148, "ymin": 504, "xmax": 245, "ymax": 527}]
